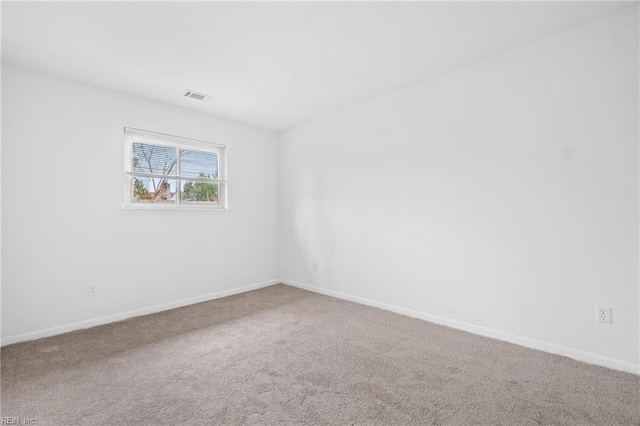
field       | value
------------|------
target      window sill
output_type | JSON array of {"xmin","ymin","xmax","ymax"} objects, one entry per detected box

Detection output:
[{"xmin": 121, "ymin": 204, "xmax": 230, "ymax": 212}]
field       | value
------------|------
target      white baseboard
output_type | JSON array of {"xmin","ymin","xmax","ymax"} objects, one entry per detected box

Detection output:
[
  {"xmin": 282, "ymin": 279, "xmax": 640, "ymax": 376},
  {"xmin": 1, "ymin": 279, "xmax": 280, "ymax": 347}
]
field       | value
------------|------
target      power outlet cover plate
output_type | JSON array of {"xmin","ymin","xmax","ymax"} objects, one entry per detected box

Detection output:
[{"xmin": 596, "ymin": 306, "xmax": 612, "ymax": 324}]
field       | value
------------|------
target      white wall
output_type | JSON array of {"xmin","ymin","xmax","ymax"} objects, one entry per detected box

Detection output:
[
  {"xmin": 279, "ymin": 8, "xmax": 639, "ymax": 371},
  {"xmin": 1, "ymin": 63, "xmax": 279, "ymax": 341}
]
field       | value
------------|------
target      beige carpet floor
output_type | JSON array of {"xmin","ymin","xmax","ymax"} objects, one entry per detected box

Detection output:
[{"xmin": 1, "ymin": 284, "xmax": 638, "ymax": 425}]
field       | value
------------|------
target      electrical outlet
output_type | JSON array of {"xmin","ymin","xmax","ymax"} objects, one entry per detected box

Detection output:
[
  {"xmin": 596, "ymin": 306, "xmax": 612, "ymax": 324},
  {"xmin": 87, "ymin": 285, "xmax": 97, "ymax": 297},
  {"xmin": 312, "ymin": 263, "xmax": 318, "ymax": 272}
]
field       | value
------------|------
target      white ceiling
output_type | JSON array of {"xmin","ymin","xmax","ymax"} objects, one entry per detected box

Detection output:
[{"xmin": 2, "ymin": 2, "xmax": 634, "ymax": 131}]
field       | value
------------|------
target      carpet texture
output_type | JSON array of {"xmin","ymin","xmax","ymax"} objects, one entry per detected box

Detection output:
[{"xmin": 1, "ymin": 284, "xmax": 638, "ymax": 425}]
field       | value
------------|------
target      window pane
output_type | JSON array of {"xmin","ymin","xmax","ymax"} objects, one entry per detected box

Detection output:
[
  {"xmin": 180, "ymin": 180, "xmax": 219, "ymax": 204},
  {"xmin": 132, "ymin": 142, "xmax": 177, "ymax": 175},
  {"xmin": 132, "ymin": 177, "xmax": 177, "ymax": 203},
  {"xmin": 180, "ymin": 149, "xmax": 218, "ymax": 179}
]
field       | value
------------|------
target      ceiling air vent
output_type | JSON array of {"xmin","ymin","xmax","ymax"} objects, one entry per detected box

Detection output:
[{"xmin": 183, "ymin": 90, "xmax": 211, "ymax": 101}]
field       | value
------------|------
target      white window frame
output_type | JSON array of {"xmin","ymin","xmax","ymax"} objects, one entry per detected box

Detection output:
[{"xmin": 123, "ymin": 127, "xmax": 227, "ymax": 210}]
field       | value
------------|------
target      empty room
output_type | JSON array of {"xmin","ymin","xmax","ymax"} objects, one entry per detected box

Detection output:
[{"xmin": 1, "ymin": 1, "xmax": 639, "ymax": 425}]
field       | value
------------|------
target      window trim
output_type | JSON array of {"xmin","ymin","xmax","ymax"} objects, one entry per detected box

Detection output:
[{"xmin": 123, "ymin": 127, "xmax": 228, "ymax": 210}]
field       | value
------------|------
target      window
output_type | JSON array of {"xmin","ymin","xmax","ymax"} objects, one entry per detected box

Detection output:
[{"xmin": 124, "ymin": 128, "xmax": 227, "ymax": 209}]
